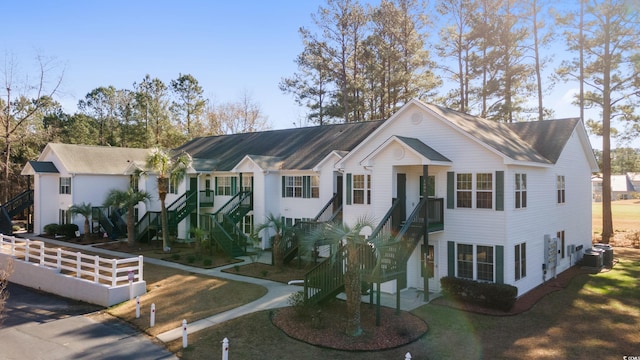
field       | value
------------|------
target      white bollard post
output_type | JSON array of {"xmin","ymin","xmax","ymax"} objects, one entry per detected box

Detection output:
[
  {"xmin": 128, "ymin": 270, "xmax": 134, "ymax": 300},
  {"xmin": 135, "ymin": 296, "xmax": 140, "ymax": 319},
  {"xmin": 182, "ymin": 319, "xmax": 188, "ymax": 348},
  {"xmin": 150, "ymin": 303, "xmax": 156, "ymax": 327},
  {"xmin": 405, "ymin": 352, "xmax": 412, "ymax": 359},
  {"xmin": 222, "ymin": 337, "xmax": 229, "ymax": 360}
]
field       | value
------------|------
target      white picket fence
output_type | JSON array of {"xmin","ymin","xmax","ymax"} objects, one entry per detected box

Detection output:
[
  {"xmin": 0, "ymin": 234, "xmax": 146, "ymax": 306},
  {"xmin": 0, "ymin": 234, "xmax": 143, "ymax": 286}
]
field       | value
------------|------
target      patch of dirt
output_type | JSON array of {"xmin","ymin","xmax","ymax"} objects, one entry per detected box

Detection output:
[
  {"xmin": 271, "ymin": 300, "xmax": 428, "ymax": 351},
  {"xmin": 94, "ymin": 240, "xmax": 242, "ymax": 268},
  {"xmin": 222, "ymin": 261, "xmax": 311, "ymax": 284}
]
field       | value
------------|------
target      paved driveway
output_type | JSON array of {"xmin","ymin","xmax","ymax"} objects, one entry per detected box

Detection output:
[{"xmin": 0, "ymin": 283, "xmax": 177, "ymax": 360}]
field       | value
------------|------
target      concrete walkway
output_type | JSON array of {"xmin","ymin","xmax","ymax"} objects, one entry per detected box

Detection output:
[{"xmin": 20, "ymin": 235, "xmax": 431, "ymax": 344}]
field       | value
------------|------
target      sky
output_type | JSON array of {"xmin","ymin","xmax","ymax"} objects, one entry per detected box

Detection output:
[{"xmin": 1, "ymin": 1, "xmax": 629, "ymax": 150}]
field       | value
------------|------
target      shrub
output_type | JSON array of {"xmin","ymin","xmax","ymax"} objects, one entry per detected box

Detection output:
[
  {"xmin": 202, "ymin": 258, "xmax": 213, "ymax": 266},
  {"xmin": 171, "ymin": 253, "xmax": 180, "ymax": 260},
  {"xmin": 43, "ymin": 223, "xmax": 59, "ymax": 236},
  {"xmin": 12, "ymin": 225, "xmax": 20, "ymax": 232},
  {"xmin": 288, "ymin": 290, "xmax": 318, "ymax": 319},
  {"xmin": 187, "ymin": 255, "xmax": 196, "ymax": 263},
  {"xmin": 440, "ymin": 276, "xmax": 518, "ymax": 311},
  {"xmin": 58, "ymin": 224, "xmax": 79, "ymax": 238}
]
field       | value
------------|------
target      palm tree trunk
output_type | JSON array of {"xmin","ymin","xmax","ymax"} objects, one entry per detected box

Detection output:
[
  {"xmin": 158, "ymin": 177, "xmax": 170, "ymax": 251},
  {"xmin": 344, "ymin": 245, "xmax": 362, "ymax": 336},
  {"xmin": 127, "ymin": 205, "xmax": 135, "ymax": 247}
]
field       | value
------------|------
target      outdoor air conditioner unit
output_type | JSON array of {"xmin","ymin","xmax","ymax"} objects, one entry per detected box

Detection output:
[{"xmin": 568, "ymin": 244, "xmax": 576, "ymax": 255}]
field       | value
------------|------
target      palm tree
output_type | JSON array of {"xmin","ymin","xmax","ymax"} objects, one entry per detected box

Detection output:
[
  {"xmin": 103, "ymin": 188, "xmax": 152, "ymax": 247},
  {"xmin": 69, "ymin": 202, "xmax": 92, "ymax": 240},
  {"xmin": 144, "ymin": 147, "xmax": 192, "ymax": 252},
  {"xmin": 304, "ymin": 218, "xmax": 380, "ymax": 337},
  {"xmin": 254, "ymin": 213, "xmax": 291, "ymax": 268}
]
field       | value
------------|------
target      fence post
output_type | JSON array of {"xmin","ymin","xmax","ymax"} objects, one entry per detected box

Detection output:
[
  {"xmin": 94, "ymin": 256, "xmax": 100, "ymax": 283},
  {"xmin": 40, "ymin": 242, "xmax": 45, "ymax": 265},
  {"xmin": 25, "ymin": 241, "xmax": 30, "ymax": 262},
  {"xmin": 182, "ymin": 319, "xmax": 188, "ymax": 348},
  {"xmin": 222, "ymin": 338, "xmax": 229, "ymax": 360},
  {"xmin": 150, "ymin": 303, "xmax": 155, "ymax": 327},
  {"xmin": 76, "ymin": 252, "xmax": 81, "ymax": 278},
  {"xmin": 111, "ymin": 259, "xmax": 117, "ymax": 287},
  {"xmin": 138, "ymin": 255, "xmax": 144, "ymax": 281},
  {"xmin": 10, "ymin": 237, "xmax": 15, "ymax": 256},
  {"xmin": 57, "ymin": 248, "xmax": 62, "ymax": 270},
  {"xmin": 135, "ymin": 296, "xmax": 140, "ymax": 318}
]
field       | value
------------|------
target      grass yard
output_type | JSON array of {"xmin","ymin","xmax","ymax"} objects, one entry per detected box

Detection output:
[
  {"xmin": 104, "ymin": 262, "xmax": 266, "ymax": 336},
  {"xmin": 89, "ymin": 199, "xmax": 639, "ymax": 358},
  {"xmin": 592, "ymin": 199, "xmax": 640, "ymax": 234},
  {"xmin": 163, "ymin": 248, "xmax": 640, "ymax": 360}
]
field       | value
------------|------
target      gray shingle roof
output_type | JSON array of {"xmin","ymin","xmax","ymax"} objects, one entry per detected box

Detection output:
[
  {"xmin": 44, "ymin": 143, "xmax": 150, "ymax": 175},
  {"xmin": 26, "ymin": 161, "xmax": 59, "ymax": 173},
  {"xmin": 395, "ymin": 136, "xmax": 452, "ymax": 162},
  {"xmin": 176, "ymin": 121, "xmax": 384, "ymax": 171},
  {"xmin": 423, "ymin": 103, "xmax": 579, "ymax": 164}
]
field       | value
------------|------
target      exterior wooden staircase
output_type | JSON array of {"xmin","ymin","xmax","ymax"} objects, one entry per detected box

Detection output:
[
  {"xmin": 0, "ymin": 189, "xmax": 34, "ymax": 235},
  {"xmin": 92, "ymin": 206, "xmax": 127, "ymax": 239},
  {"xmin": 201, "ymin": 190, "xmax": 252, "ymax": 258},
  {"xmin": 302, "ymin": 197, "xmax": 444, "ymax": 305},
  {"xmin": 282, "ymin": 193, "xmax": 343, "ymax": 264},
  {"xmin": 134, "ymin": 190, "xmax": 198, "ymax": 243}
]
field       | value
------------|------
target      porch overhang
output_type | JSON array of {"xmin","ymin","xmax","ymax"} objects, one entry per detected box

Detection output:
[{"xmin": 360, "ymin": 135, "xmax": 452, "ymax": 167}]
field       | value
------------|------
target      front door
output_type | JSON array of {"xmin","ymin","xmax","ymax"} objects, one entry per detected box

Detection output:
[
  {"xmin": 421, "ymin": 244, "xmax": 439, "ymax": 292},
  {"xmin": 394, "ymin": 173, "xmax": 407, "ymax": 231}
]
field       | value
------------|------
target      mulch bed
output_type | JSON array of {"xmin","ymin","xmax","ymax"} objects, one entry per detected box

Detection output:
[
  {"xmin": 431, "ymin": 264, "xmax": 598, "ymax": 316},
  {"xmin": 272, "ymin": 300, "xmax": 428, "ymax": 351}
]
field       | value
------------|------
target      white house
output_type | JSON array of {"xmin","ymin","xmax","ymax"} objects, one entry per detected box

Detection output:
[
  {"xmin": 21, "ymin": 143, "xmax": 150, "ymax": 235},
  {"xmin": 592, "ymin": 174, "xmax": 636, "ymax": 201},
  {"xmin": 22, "ymin": 100, "xmax": 598, "ymax": 298},
  {"xmin": 337, "ymin": 100, "xmax": 598, "ymax": 296}
]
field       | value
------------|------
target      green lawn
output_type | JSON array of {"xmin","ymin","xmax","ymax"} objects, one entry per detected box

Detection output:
[
  {"xmin": 167, "ymin": 249, "xmax": 640, "ymax": 360},
  {"xmin": 592, "ymin": 199, "xmax": 640, "ymax": 233}
]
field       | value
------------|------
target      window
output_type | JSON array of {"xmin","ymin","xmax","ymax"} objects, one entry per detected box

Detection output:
[
  {"xmin": 217, "ymin": 176, "xmax": 232, "ymax": 196},
  {"xmin": 243, "ymin": 214, "xmax": 253, "ymax": 234},
  {"xmin": 242, "ymin": 175, "xmax": 253, "ymax": 192},
  {"xmin": 352, "ymin": 174, "xmax": 371, "ymax": 204},
  {"xmin": 456, "ymin": 173, "xmax": 472, "ymax": 208},
  {"xmin": 59, "ymin": 209, "xmax": 70, "ymax": 224},
  {"xmin": 457, "ymin": 244, "xmax": 496, "ymax": 281},
  {"xmin": 457, "ymin": 244, "xmax": 473, "ymax": 279},
  {"xmin": 476, "ymin": 173, "xmax": 493, "ymax": 209},
  {"xmin": 476, "ymin": 245, "xmax": 494, "ymax": 281},
  {"xmin": 515, "ymin": 242, "xmax": 527, "ymax": 280},
  {"xmin": 169, "ymin": 178, "xmax": 178, "ymax": 194},
  {"xmin": 283, "ymin": 176, "xmax": 319, "ymax": 198},
  {"xmin": 285, "ymin": 176, "xmax": 303, "ymax": 198},
  {"xmin": 311, "ymin": 175, "xmax": 320, "ymax": 198},
  {"xmin": 130, "ymin": 175, "xmax": 139, "ymax": 192},
  {"xmin": 515, "ymin": 173, "xmax": 527, "ymax": 208},
  {"xmin": 557, "ymin": 175, "xmax": 565, "ymax": 203},
  {"xmin": 59, "ymin": 177, "xmax": 71, "ymax": 194},
  {"xmin": 557, "ymin": 230, "xmax": 565, "ymax": 259},
  {"xmin": 420, "ymin": 176, "xmax": 435, "ymax": 198}
]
